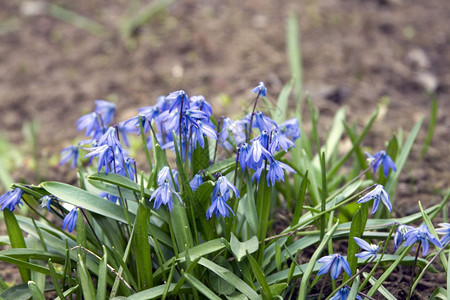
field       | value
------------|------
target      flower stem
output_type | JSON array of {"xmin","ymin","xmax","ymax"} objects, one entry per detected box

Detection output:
[{"xmin": 407, "ymin": 241, "xmax": 422, "ymax": 300}]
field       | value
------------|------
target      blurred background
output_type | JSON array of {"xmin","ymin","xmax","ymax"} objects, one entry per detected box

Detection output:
[{"xmin": 0, "ymin": 0, "xmax": 448, "ymax": 207}]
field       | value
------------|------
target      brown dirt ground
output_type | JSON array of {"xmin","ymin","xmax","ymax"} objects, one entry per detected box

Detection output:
[{"xmin": 0, "ymin": 0, "xmax": 449, "ymax": 298}]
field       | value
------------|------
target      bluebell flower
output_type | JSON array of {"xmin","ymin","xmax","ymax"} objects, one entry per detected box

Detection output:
[
  {"xmin": 76, "ymin": 112, "xmax": 102, "ymax": 137},
  {"xmin": 157, "ymin": 166, "xmax": 171, "ymax": 185},
  {"xmin": 157, "ymin": 109, "xmax": 180, "ymax": 134},
  {"xmin": 190, "ymin": 95, "xmax": 213, "ymax": 116},
  {"xmin": 267, "ymin": 159, "xmax": 296, "ymax": 186},
  {"xmin": 191, "ymin": 121, "xmax": 217, "ymax": 149},
  {"xmin": 330, "ymin": 286, "xmax": 363, "ymax": 300},
  {"xmin": 0, "ymin": 188, "xmax": 24, "ymax": 212},
  {"xmin": 404, "ymin": 224, "xmax": 442, "ymax": 256},
  {"xmin": 354, "ymin": 237, "xmax": 379, "ymax": 260},
  {"xmin": 279, "ymin": 118, "xmax": 301, "ymax": 142},
  {"xmin": 246, "ymin": 139, "xmax": 273, "ymax": 170},
  {"xmin": 394, "ymin": 224, "xmax": 414, "ymax": 251},
  {"xmin": 206, "ymin": 192, "xmax": 234, "ymax": 219},
  {"xmin": 269, "ymin": 130, "xmax": 295, "ymax": 154},
  {"xmin": 95, "ymin": 100, "xmax": 116, "ymax": 126},
  {"xmin": 84, "ymin": 144, "xmax": 114, "ymax": 173},
  {"xmin": 213, "ymin": 175, "xmax": 240, "ymax": 200},
  {"xmin": 117, "ymin": 121, "xmax": 136, "ymax": 147},
  {"xmin": 356, "ymin": 184, "xmax": 392, "ymax": 214},
  {"xmin": 123, "ymin": 113, "xmax": 151, "ymax": 135},
  {"xmin": 40, "ymin": 195, "xmax": 52, "ymax": 211},
  {"xmin": 99, "ymin": 192, "xmax": 122, "ymax": 205},
  {"xmin": 62, "ymin": 207, "xmax": 78, "ymax": 233},
  {"xmin": 317, "ymin": 254, "xmax": 352, "ymax": 279},
  {"xmin": 97, "ymin": 126, "xmax": 121, "ymax": 148},
  {"xmin": 237, "ymin": 143, "xmax": 251, "ymax": 172},
  {"xmin": 366, "ymin": 150, "xmax": 397, "ymax": 177},
  {"xmin": 251, "ymin": 81, "xmax": 267, "ymax": 97},
  {"xmin": 219, "ymin": 118, "xmax": 246, "ymax": 150},
  {"xmin": 59, "ymin": 145, "xmax": 79, "ymax": 169},
  {"xmin": 166, "ymin": 90, "xmax": 190, "ymax": 113},
  {"xmin": 436, "ymin": 223, "xmax": 450, "ymax": 245},
  {"xmin": 150, "ymin": 181, "xmax": 182, "ymax": 211},
  {"xmin": 189, "ymin": 174, "xmax": 203, "ymax": 191},
  {"xmin": 243, "ymin": 111, "xmax": 277, "ymax": 133}
]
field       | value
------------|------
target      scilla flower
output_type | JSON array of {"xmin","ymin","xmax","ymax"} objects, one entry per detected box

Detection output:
[
  {"xmin": 0, "ymin": 188, "xmax": 24, "ymax": 212},
  {"xmin": 317, "ymin": 254, "xmax": 351, "ymax": 279},
  {"xmin": 356, "ymin": 184, "xmax": 392, "ymax": 214},
  {"xmin": 150, "ymin": 167, "xmax": 182, "ymax": 211},
  {"xmin": 394, "ymin": 224, "xmax": 414, "ymax": 251},
  {"xmin": 366, "ymin": 150, "xmax": 397, "ymax": 177},
  {"xmin": 189, "ymin": 174, "xmax": 203, "ymax": 191},
  {"xmin": 404, "ymin": 223, "xmax": 442, "ymax": 256},
  {"xmin": 206, "ymin": 192, "xmax": 234, "ymax": 219},
  {"xmin": 436, "ymin": 223, "xmax": 450, "ymax": 245},
  {"xmin": 251, "ymin": 81, "xmax": 267, "ymax": 97},
  {"xmin": 62, "ymin": 207, "xmax": 78, "ymax": 233},
  {"xmin": 330, "ymin": 286, "xmax": 363, "ymax": 300},
  {"xmin": 59, "ymin": 145, "xmax": 79, "ymax": 169},
  {"xmin": 354, "ymin": 237, "xmax": 379, "ymax": 260}
]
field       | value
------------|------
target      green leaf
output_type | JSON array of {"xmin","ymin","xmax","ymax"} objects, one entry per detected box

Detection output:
[
  {"xmin": 48, "ymin": 259, "xmax": 64, "ymax": 300},
  {"xmin": 429, "ymin": 287, "xmax": 448, "ymax": 300},
  {"xmin": 0, "ymin": 282, "xmax": 54, "ymax": 300},
  {"xmin": 119, "ymin": 283, "xmax": 191, "ymax": 300},
  {"xmin": 183, "ymin": 272, "xmax": 221, "ymax": 300},
  {"xmin": 54, "ymin": 285, "xmax": 79, "ymax": 300},
  {"xmin": 272, "ymin": 80, "xmax": 293, "ymax": 124},
  {"xmin": 345, "ymin": 206, "xmax": 368, "ymax": 280},
  {"xmin": 27, "ymin": 281, "xmax": 46, "ymax": 300},
  {"xmin": 205, "ymin": 157, "xmax": 235, "ymax": 176},
  {"xmin": 269, "ymin": 283, "xmax": 288, "ymax": 296},
  {"xmin": 362, "ymin": 272, "xmax": 396, "ymax": 300},
  {"xmin": 209, "ymin": 256, "xmax": 236, "ymax": 296},
  {"xmin": 3, "ymin": 209, "xmax": 30, "ymax": 283},
  {"xmin": 192, "ymin": 138, "xmax": 210, "ymax": 175},
  {"xmin": 88, "ymin": 172, "xmax": 153, "ymax": 198},
  {"xmin": 41, "ymin": 181, "xmax": 136, "ymax": 224},
  {"xmin": 134, "ymin": 201, "xmax": 153, "ymax": 289},
  {"xmin": 97, "ymin": 246, "xmax": 108, "ymax": 300},
  {"xmin": 78, "ymin": 253, "xmax": 96, "ymax": 299},
  {"xmin": 230, "ymin": 234, "xmax": 259, "ymax": 262},
  {"xmin": 247, "ymin": 254, "xmax": 272, "ymax": 299},
  {"xmin": 286, "ymin": 13, "xmax": 303, "ymax": 103}
]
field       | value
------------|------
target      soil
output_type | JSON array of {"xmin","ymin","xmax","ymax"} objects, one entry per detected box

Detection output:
[{"xmin": 0, "ymin": 0, "xmax": 449, "ymax": 298}]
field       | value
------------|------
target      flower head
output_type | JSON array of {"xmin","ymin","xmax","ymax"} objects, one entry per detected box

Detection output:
[
  {"xmin": 0, "ymin": 188, "xmax": 24, "ymax": 212},
  {"xmin": 166, "ymin": 90, "xmax": 190, "ymax": 113},
  {"xmin": 356, "ymin": 184, "xmax": 392, "ymax": 214},
  {"xmin": 354, "ymin": 237, "xmax": 379, "ymax": 260},
  {"xmin": 366, "ymin": 150, "xmax": 397, "ymax": 177},
  {"xmin": 213, "ymin": 175, "xmax": 240, "ymax": 200},
  {"xmin": 59, "ymin": 145, "xmax": 79, "ymax": 169},
  {"xmin": 394, "ymin": 224, "xmax": 414, "ymax": 251},
  {"xmin": 40, "ymin": 195, "xmax": 53, "ymax": 211},
  {"xmin": 150, "ymin": 167, "xmax": 182, "ymax": 211},
  {"xmin": 267, "ymin": 159, "xmax": 296, "ymax": 186},
  {"xmin": 279, "ymin": 118, "xmax": 301, "ymax": 142},
  {"xmin": 251, "ymin": 81, "xmax": 267, "ymax": 97},
  {"xmin": 269, "ymin": 130, "xmax": 295, "ymax": 154},
  {"xmin": 190, "ymin": 95, "xmax": 213, "ymax": 117},
  {"xmin": 76, "ymin": 112, "xmax": 102, "ymax": 138},
  {"xmin": 206, "ymin": 192, "xmax": 234, "ymax": 219},
  {"xmin": 436, "ymin": 223, "xmax": 450, "ymax": 245},
  {"xmin": 330, "ymin": 286, "xmax": 363, "ymax": 300},
  {"xmin": 62, "ymin": 207, "xmax": 78, "ymax": 233},
  {"xmin": 190, "ymin": 174, "xmax": 203, "ymax": 191},
  {"xmin": 403, "ymin": 223, "xmax": 442, "ymax": 256},
  {"xmin": 95, "ymin": 100, "xmax": 116, "ymax": 126},
  {"xmin": 317, "ymin": 254, "xmax": 352, "ymax": 279}
]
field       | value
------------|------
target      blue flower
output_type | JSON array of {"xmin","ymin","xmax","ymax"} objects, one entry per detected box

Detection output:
[
  {"xmin": 84, "ymin": 144, "xmax": 114, "ymax": 173},
  {"xmin": 190, "ymin": 95, "xmax": 213, "ymax": 116},
  {"xmin": 237, "ymin": 143, "xmax": 251, "ymax": 172},
  {"xmin": 246, "ymin": 138, "xmax": 273, "ymax": 170},
  {"xmin": 317, "ymin": 254, "xmax": 352, "ymax": 279},
  {"xmin": 166, "ymin": 90, "xmax": 190, "ymax": 113},
  {"xmin": 219, "ymin": 118, "xmax": 246, "ymax": 150},
  {"xmin": 59, "ymin": 145, "xmax": 79, "ymax": 169},
  {"xmin": 356, "ymin": 184, "xmax": 392, "ymax": 214},
  {"xmin": 206, "ymin": 192, "xmax": 234, "ymax": 219},
  {"xmin": 40, "ymin": 195, "xmax": 53, "ymax": 211},
  {"xmin": 0, "ymin": 188, "xmax": 24, "ymax": 212},
  {"xmin": 394, "ymin": 224, "xmax": 414, "ymax": 251},
  {"xmin": 150, "ymin": 182, "xmax": 182, "ymax": 211},
  {"xmin": 436, "ymin": 223, "xmax": 450, "ymax": 245},
  {"xmin": 99, "ymin": 192, "xmax": 122, "ymax": 205},
  {"xmin": 354, "ymin": 237, "xmax": 379, "ymax": 260},
  {"xmin": 330, "ymin": 286, "xmax": 363, "ymax": 300},
  {"xmin": 404, "ymin": 224, "xmax": 442, "ymax": 256},
  {"xmin": 279, "ymin": 118, "xmax": 301, "ymax": 142},
  {"xmin": 95, "ymin": 100, "xmax": 116, "ymax": 126},
  {"xmin": 269, "ymin": 130, "xmax": 295, "ymax": 154},
  {"xmin": 76, "ymin": 112, "xmax": 102, "ymax": 138},
  {"xmin": 191, "ymin": 121, "xmax": 217, "ymax": 149},
  {"xmin": 189, "ymin": 174, "xmax": 203, "ymax": 191},
  {"xmin": 251, "ymin": 81, "xmax": 267, "ymax": 97},
  {"xmin": 366, "ymin": 150, "xmax": 397, "ymax": 177},
  {"xmin": 62, "ymin": 207, "xmax": 78, "ymax": 233},
  {"xmin": 267, "ymin": 160, "xmax": 296, "ymax": 186},
  {"xmin": 213, "ymin": 175, "xmax": 240, "ymax": 200},
  {"xmin": 244, "ymin": 111, "xmax": 277, "ymax": 133}
]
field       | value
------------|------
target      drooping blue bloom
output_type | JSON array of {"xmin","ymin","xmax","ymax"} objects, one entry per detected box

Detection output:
[
  {"xmin": 117, "ymin": 121, "xmax": 136, "ymax": 147},
  {"xmin": 394, "ymin": 224, "xmax": 414, "ymax": 251},
  {"xmin": 76, "ymin": 112, "xmax": 102, "ymax": 137},
  {"xmin": 190, "ymin": 95, "xmax": 213, "ymax": 117},
  {"xmin": 157, "ymin": 166, "xmax": 171, "ymax": 185},
  {"xmin": 269, "ymin": 130, "xmax": 295, "ymax": 154},
  {"xmin": 166, "ymin": 90, "xmax": 190, "ymax": 113},
  {"xmin": 251, "ymin": 81, "xmax": 267, "ymax": 97},
  {"xmin": 59, "ymin": 145, "xmax": 79, "ymax": 169},
  {"xmin": 366, "ymin": 150, "xmax": 397, "ymax": 177},
  {"xmin": 189, "ymin": 174, "xmax": 203, "ymax": 191},
  {"xmin": 157, "ymin": 109, "xmax": 180, "ymax": 134},
  {"xmin": 62, "ymin": 207, "xmax": 78, "ymax": 233},
  {"xmin": 330, "ymin": 286, "xmax": 363, "ymax": 300},
  {"xmin": 246, "ymin": 138, "xmax": 273, "ymax": 170},
  {"xmin": 40, "ymin": 195, "xmax": 52, "ymax": 211},
  {"xmin": 191, "ymin": 120, "xmax": 217, "ymax": 149},
  {"xmin": 97, "ymin": 126, "xmax": 121, "ymax": 148},
  {"xmin": 356, "ymin": 184, "xmax": 392, "ymax": 214},
  {"xmin": 244, "ymin": 111, "xmax": 277, "ymax": 133},
  {"xmin": 279, "ymin": 118, "xmax": 301, "ymax": 142},
  {"xmin": 404, "ymin": 223, "xmax": 442, "ymax": 256},
  {"xmin": 237, "ymin": 143, "xmax": 251, "ymax": 172},
  {"xmin": 206, "ymin": 192, "xmax": 234, "ymax": 219},
  {"xmin": 267, "ymin": 159, "xmax": 296, "ymax": 186},
  {"xmin": 0, "ymin": 188, "xmax": 24, "ymax": 212},
  {"xmin": 84, "ymin": 144, "xmax": 114, "ymax": 173},
  {"xmin": 213, "ymin": 175, "xmax": 240, "ymax": 200},
  {"xmin": 99, "ymin": 192, "xmax": 122, "ymax": 205},
  {"xmin": 354, "ymin": 237, "xmax": 379, "ymax": 260},
  {"xmin": 220, "ymin": 118, "xmax": 246, "ymax": 150},
  {"xmin": 150, "ymin": 182, "xmax": 182, "ymax": 211},
  {"xmin": 436, "ymin": 223, "xmax": 450, "ymax": 245},
  {"xmin": 317, "ymin": 254, "xmax": 352, "ymax": 279},
  {"xmin": 123, "ymin": 113, "xmax": 151, "ymax": 135},
  {"xmin": 95, "ymin": 100, "xmax": 116, "ymax": 126}
]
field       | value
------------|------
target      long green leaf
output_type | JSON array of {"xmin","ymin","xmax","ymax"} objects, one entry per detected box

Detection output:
[
  {"xmin": 247, "ymin": 254, "xmax": 272, "ymax": 299},
  {"xmin": 272, "ymin": 80, "xmax": 293, "ymax": 124},
  {"xmin": 78, "ymin": 253, "xmax": 96, "ymax": 299},
  {"xmin": 134, "ymin": 201, "xmax": 153, "ymax": 289},
  {"xmin": 97, "ymin": 246, "xmax": 108, "ymax": 300},
  {"xmin": 183, "ymin": 272, "xmax": 221, "ymax": 300},
  {"xmin": 286, "ymin": 13, "xmax": 303, "ymax": 103},
  {"xmin": 27, "ymin": 281, "xmax": 45, "ymax": 300}
]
